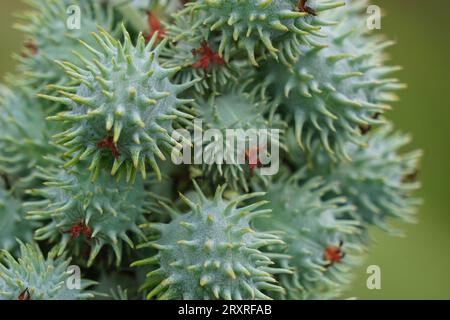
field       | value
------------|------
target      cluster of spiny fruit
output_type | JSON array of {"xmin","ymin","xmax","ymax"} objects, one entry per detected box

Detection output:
[{"xmin": 0, "ymin": 0, "xmax": 421, "ymax": 300}]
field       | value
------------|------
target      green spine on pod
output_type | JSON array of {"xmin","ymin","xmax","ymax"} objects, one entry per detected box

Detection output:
[
  {"xmin": 40, "ymin": 25, "xmax": 197, "ymax": 182},
  {"xmin": 0, "ymin": 241, "xmax": 95, "ymax": 300},
  {"xmin": 132, "ymin": 181, "xmax": 291, "ymax": 300}
]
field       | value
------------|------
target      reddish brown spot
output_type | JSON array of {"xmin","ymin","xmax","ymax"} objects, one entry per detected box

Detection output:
[
  {"xmin": 22, "ymin": 40, "xmax": 38, "ymax": 57},
  {"xmin": 245, "ymin": 145, "xmax": 266, "ymax": 177},
  {"xmin": 18, "ymin": 288, "xmax": 31, "ymax": 300},
  {"xmin": 192, "ymin": 41, "xmax": 225, "ymax": 70},
  {"xmin": 83, "ymin": 224, "xmax": 93, "ymax": 240},
  {"xmin": 359, "ymin": 124, "xmax": 372, "ymax": 135},
  {"xmin": 359, "ymin": 113, "xmax": 381, "ymax": 135},
  {"xmin": 97, "ymin": 136, "xmax": 121, "ymax": 159},
  {"xmin": 298, "ymin": 0, "xmax": 317, "ymax": 16},
  {"xmin": 324, "ymin": 240, "xmax": 345, "ymax": 267},
  {"xmin": 145, "ymin": 11, "xmax": 166, "ymax": 43},
  {"xmin": 403, "ymin": 170, "xmax": 419, "ymax": 183},
  {"xmin": 64, "ymin": 220, "xmax": 92, "ymax": 242}
]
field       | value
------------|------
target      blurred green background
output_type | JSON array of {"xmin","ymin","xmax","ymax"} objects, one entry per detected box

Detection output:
[{"xmin": 0, "ymin": 1, "xmax": 449, "ymax": 299}]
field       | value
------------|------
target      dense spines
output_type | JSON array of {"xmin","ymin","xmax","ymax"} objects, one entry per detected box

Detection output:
[
  {"xmin": 254, "ymin": 172, "xmax": 364, "ymax": 299},
  {"xmin": 0, "ymin": 183, "xmax": 35, "ymax": 252},
  {"xmin": 302, "ymin": 125, "xmax": 422, "ymax": 233},
  {"xmin": 186, "ymin": 0, "xmax": 345, "ymax": 66},
  {"xmin": 25, "ymin": 161, "xmax": 154, "ymax": 266},
  {"xmin": 132, "ymin": 182, "xmax": 290, "ymax": 300},
  {"xmin": 0, "ymin": 242, "xmax": 95, "ymax": 300},
  {"xmin": 14, "ymin": 0, "xmax": 115, "ymax": 91},
  {"xmin": 264, "ymin": 1, "xmax": 403, "ymax": 159},
  {"xmin": 161, "ymin": 14, "xmax": 240, "ymax": 94},
  {"xmin": 0, "ymin": 0, "xmax": 422, "ymax": 301},
  {"xmin": 0, "ymin": 82, "xmax": 58, "ymax": 191},
  {"xmin": 42, "ymin": 26, "xmax": 197, "ymax": 181},
  {"xmin": 192, "ymin": 83, "xmax": 283, "ymax": 191}
]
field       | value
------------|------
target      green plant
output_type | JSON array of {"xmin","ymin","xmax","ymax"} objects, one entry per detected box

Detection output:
[
  {"xmin": 252, "ymin": 170, "xmax": 364, "ymax": 299},
  {"xmin": 0, "ymin": 0, "xmax": 421, "ymax": 300},
  {"xmin": 0, "ymin": 183, "xmax": 35, "ymax": 252},
  {"xmin": 0, "ymin": 241, "xmax": 95, "ymax": 300},
  {"xmin": 26, "ymin": 160, "xmax": 154, "ymax": 266},
  {"xmin": 132, "ymin": 181, "xmax": 290, "ymax": 299}
]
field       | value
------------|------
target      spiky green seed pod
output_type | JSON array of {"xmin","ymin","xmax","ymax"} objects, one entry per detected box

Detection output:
[
  {"xmin": 299, "ymin": 125, "xmax": 423, "ymax": 233},
  {"xmin": 186, "ymin": 0, "xmax": 345, "ymax": 66},
  {"xmin": 25, "ymin": 161, "xmax": 155, "ymax": 267},
  {"xmin": 0, "ymin": 82, "xmax": 58, "ymax": 192},
  {"xmin": 42, "ymin": 26, "xmax": 197, "ymax": 181},
  {"xmin": 191, "ymin": 83, "xmax": 283, "ymax": 191},
  {"xmin": 0, "ymin": 0, "xmax": 422, "ymax": 301},
  {"xmin": 132, "ymin": 182, "xmax": 290, "ymax": 300},
  {"xmin": 0, "ymin": 183, "xmax": 35, "ymax": 252},
  {"xmin": 14, "ymin": 0, "xmax": 115, "ymax": 92},
  {"xmin": 161, "ymin": 14, "xmax": 241, "ymax": 94},
  {"xmin": 264, "ymin": 1, "xmax": 404, "ymax": 160},
  {"xmin": 254, "ymin": 171, "xmax": 364, "ymax": 299},
  {"xmin": 0, "ymin": 242, "xmax": 95, "ymax": 300}
]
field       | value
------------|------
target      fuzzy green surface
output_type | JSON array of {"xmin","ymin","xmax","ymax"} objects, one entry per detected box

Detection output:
[
  {"xmin": 299, "ymin": 125, "xmax": 422, "ymax": 233},
  {"xmin": 0, "ymin": 242, "xmax": 94, "ymax": 300},
  {"xmin": 161, "ymin": 14, "xmax": 241, "ymax": 95},
  {"xmin": 264, "ymin": 0, "xmax": 403, "ymax": 160},
  {"xmin": 26, "ymin": 161, "xmax": 154, "ymax": 266},
  {"xmin": 14, "ymin": 0, "xmax": 115, "ymax": 91},
  {"xmin": 254, "ymin": 172, "xmax": 364, "ymax": 299},
  {"xmin": 0, "ymin": 183, "xmax": 35, "ymax": 252},
  {"xmin": 0, "ymin": 82, "xmax": 58, "ymax": 192},
  {"xmin": 110, "ymin": 0, "xmax": 185, "ymax": 35},
  {"xmin": 0, "ymin": 0, "xmax": 425, "ymax": 301},
  {"xmin": 43, "ymin": 26, "xmax": 196, "ymax": 181},
  {"xmin": 191, "ymin": 83, "xmax": 282, "ymax": 191},
  {"xmin": 133, "ymin": 182, "xmax": 290, "ymax": 300},
  {"xmin": 187, "ymin": 0, "xmax": 345, "ymax": 65}
]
